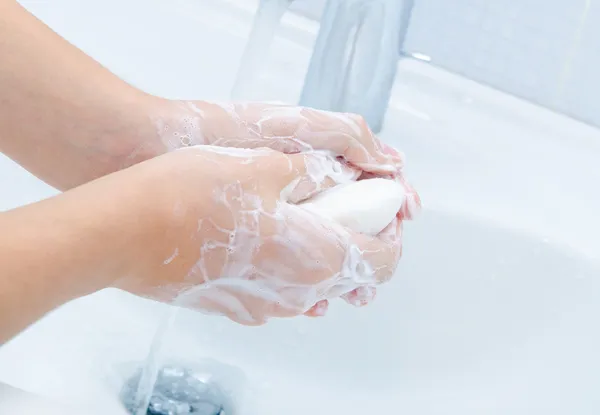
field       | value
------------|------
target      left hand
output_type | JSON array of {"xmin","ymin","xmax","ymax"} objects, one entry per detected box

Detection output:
[{"xmin": 110, "ymin": 146, "xmax": 405, "ymax": 324}]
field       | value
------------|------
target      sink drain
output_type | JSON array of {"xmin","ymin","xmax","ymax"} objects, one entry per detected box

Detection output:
[{"xmin": 120, "ymin": 365, "xmax": 234, "ymax": 415}]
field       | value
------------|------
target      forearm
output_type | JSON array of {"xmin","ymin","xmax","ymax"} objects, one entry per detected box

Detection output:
[
  {"xmin": 0, "ymin": 169, "xmax": 162, "ymax": 343},
  {"xmin": 0, "ymin": 0, "xmax": 164, "ymax": 189}
]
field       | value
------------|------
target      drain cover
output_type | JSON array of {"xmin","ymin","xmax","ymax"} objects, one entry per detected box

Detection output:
[{"xmin": 121, "ymin": 365, "xmax": 232, "ymax": 415}]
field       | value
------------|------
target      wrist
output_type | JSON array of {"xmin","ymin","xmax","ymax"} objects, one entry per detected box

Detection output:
[
  {"xmin": 111, "ymin": 97, "xmax": 213, "ymax": 169},
  {"xmin": 98, "ymin": 93, "xmax": 169, "ymax": 172},
  {"xmin": 145, "ymin": 98, "xmax": 211, "ymax": 151},
  {"xmin": 105, "ymin": 152, "xmax": 215, "ymax": 299}
]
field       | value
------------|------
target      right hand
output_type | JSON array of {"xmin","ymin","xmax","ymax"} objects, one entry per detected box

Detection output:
[
  {"xmin": 147, "ymin": 100, "xmax": 405, "ymax": 175},
  {"xmin": 113, "ymin": 145, "xmax": 406, "ymax": 325}
]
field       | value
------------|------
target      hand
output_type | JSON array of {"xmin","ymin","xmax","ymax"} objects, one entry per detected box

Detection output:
[
  {"xmin": 113, "ymin": 146, "xmax": 404, "ymax": 325},
  {"xmin": 145, "ymin": 99, "xmax": 404, "ymax": 175}
]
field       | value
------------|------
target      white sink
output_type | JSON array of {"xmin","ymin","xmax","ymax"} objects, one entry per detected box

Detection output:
[
  {"xmin": 0, "ymin": 382, "xmax": 113, "ymax": 415},
  {"xmin": 2, "ymin": 0, "xmax": 600, "ymax": 414}
]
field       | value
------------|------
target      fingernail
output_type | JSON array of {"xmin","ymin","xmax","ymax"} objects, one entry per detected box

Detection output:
[
  {"xmin": 382, "ymin": 143, "xmax": 400, "ymax": 157},
  {"xmin": 381, "ymin": 144, "xmax": 405, "ymax": 169},
  {"xmin": 313, "ymin": 300, "xmax": 329, "ymax": 316},
  {"xmin": 342, "ymin": 286, "xmax": 377, "ymax": 307}
]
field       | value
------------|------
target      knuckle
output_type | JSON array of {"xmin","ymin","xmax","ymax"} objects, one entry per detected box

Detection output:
[
  {"xmin": 348, "ymin": 113, "xmax": 370, "ymax": 133},
  {"xmin": 378, "ymin": 266, "xmax": 396, "ymax": 284}
]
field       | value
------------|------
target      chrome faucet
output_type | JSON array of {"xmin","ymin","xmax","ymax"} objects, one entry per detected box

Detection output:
[
  {"xmin": 232, "ymin": 0, "xmax": 414, "ymax": 133},
  {"xmin": 300, "ymin": 0, "xmax": 414, "ymax": 133}
]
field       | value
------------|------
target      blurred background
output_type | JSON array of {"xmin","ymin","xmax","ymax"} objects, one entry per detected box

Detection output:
[
  {"xmin": 3, "ymin": 1, "xmax": 600, "ymax": 414},
  {"xmin": 18, "ymin": 0, "xmax": 599, "ymax": 128},
  {"xmin": 291, "ymin": 0, "xmax": 598, "ymax": 127}
]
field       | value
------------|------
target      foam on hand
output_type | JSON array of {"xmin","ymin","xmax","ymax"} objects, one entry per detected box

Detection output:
[{"xmin": 298, "ymin": 178, "xmax": 405, "ymax": 235}]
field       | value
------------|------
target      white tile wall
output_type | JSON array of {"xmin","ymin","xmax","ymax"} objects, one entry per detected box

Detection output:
[{"xmin": 403, "ymin": 0, "xmax": 600, "ymax": 126}]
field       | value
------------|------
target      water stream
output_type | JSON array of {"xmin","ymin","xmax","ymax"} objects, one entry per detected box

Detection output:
[
  {"xmin": 131, "ymin": 307, "xmax": 180, "ymax": 415},
  {"xmin": 231, "ymin": 0, "xmax": 292, "ymax": 99}
]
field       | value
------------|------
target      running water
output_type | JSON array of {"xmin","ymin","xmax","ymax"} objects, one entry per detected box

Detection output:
[
  {"xmin": 231, "ymin": 0, "xmax": 293, "ymax": 100},
  {"xmin": 132, "ymin": 4, "xmax": 295, "ymax": 410},
  {"xmin": 131, "ymin": 307, "xmax": 180, "ymax": 415}
]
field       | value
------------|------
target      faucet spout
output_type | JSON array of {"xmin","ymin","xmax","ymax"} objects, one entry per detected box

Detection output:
[{"xmin": 300, "ymin": 0, "xmax": 414, "ymax": 133}]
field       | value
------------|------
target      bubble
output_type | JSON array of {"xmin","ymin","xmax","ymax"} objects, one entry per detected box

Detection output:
[
  {"xmin": 183, "ymin": 116, "xmax": 197, "ymax": 129},
  {"xmin": 355, "ymin": 261, "xmax": 367, "ymax": 276},
  {"xmin": 180, "ymin": 135, "xmax": 192, "ymax": 146}
]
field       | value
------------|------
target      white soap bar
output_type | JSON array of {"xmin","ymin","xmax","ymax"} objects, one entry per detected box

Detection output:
[{"xmin": 299, "ymin": 178, "xmax": 405, "ymax": 235}]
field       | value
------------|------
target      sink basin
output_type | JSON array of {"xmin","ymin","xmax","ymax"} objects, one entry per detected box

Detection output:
[
  {"xmin": 0, "ymin": 382, "xmax": 116, "ymax": 415},
  {"xmin": 2, "ymin": 0, "xmax": 600, "ymax": 414}
]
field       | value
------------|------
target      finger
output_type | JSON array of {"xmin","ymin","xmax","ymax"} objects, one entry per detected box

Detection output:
[
  {"xmin": 277, "ymin": 151, "xmax": 360, "ymax": 203},
  {"xmin": 269, "ymin": 203, "xmax": 403, "ymax": 295},
  {"xmin": 186, "ymin": 279, "xmax": 323, "ymax": 324},
  {"xmin": 304, "ymin": 300, "xmax": 329, "ymax": 317},
  {"xmin": 382, "ymin": 142, "xmax": 402, "ymax": 158},
  {"xmin": 217, "ymin": 278, "xmax": 317, "ymax": 320},
  {"xmin": 333, "ymin": 111, "xmax": 404, "ymax": 172},
  {"xmin": 291, "ymin": 107, "xmax": 404, "ymax": 174},
  {"xmin": 378, "ymin": 216, "xmax": 403, "ymax": 246},
  {"xmin": 181, "ymin": 285, "xmax": 271, "ymax": 326},
  {"xmin": 348, "ymin": 219, "xmax": 403, "ymax": 285},
  {"xmin": 395, "ymin": 174, "xmax": 422, "ymax": 221},
  {"xmin": 208, "ymin": 103, "xmax": 404, "ymax": 173},
  {"xmin": 341, "ymin": 286, "xmax": 377, "ymax": 307}
]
